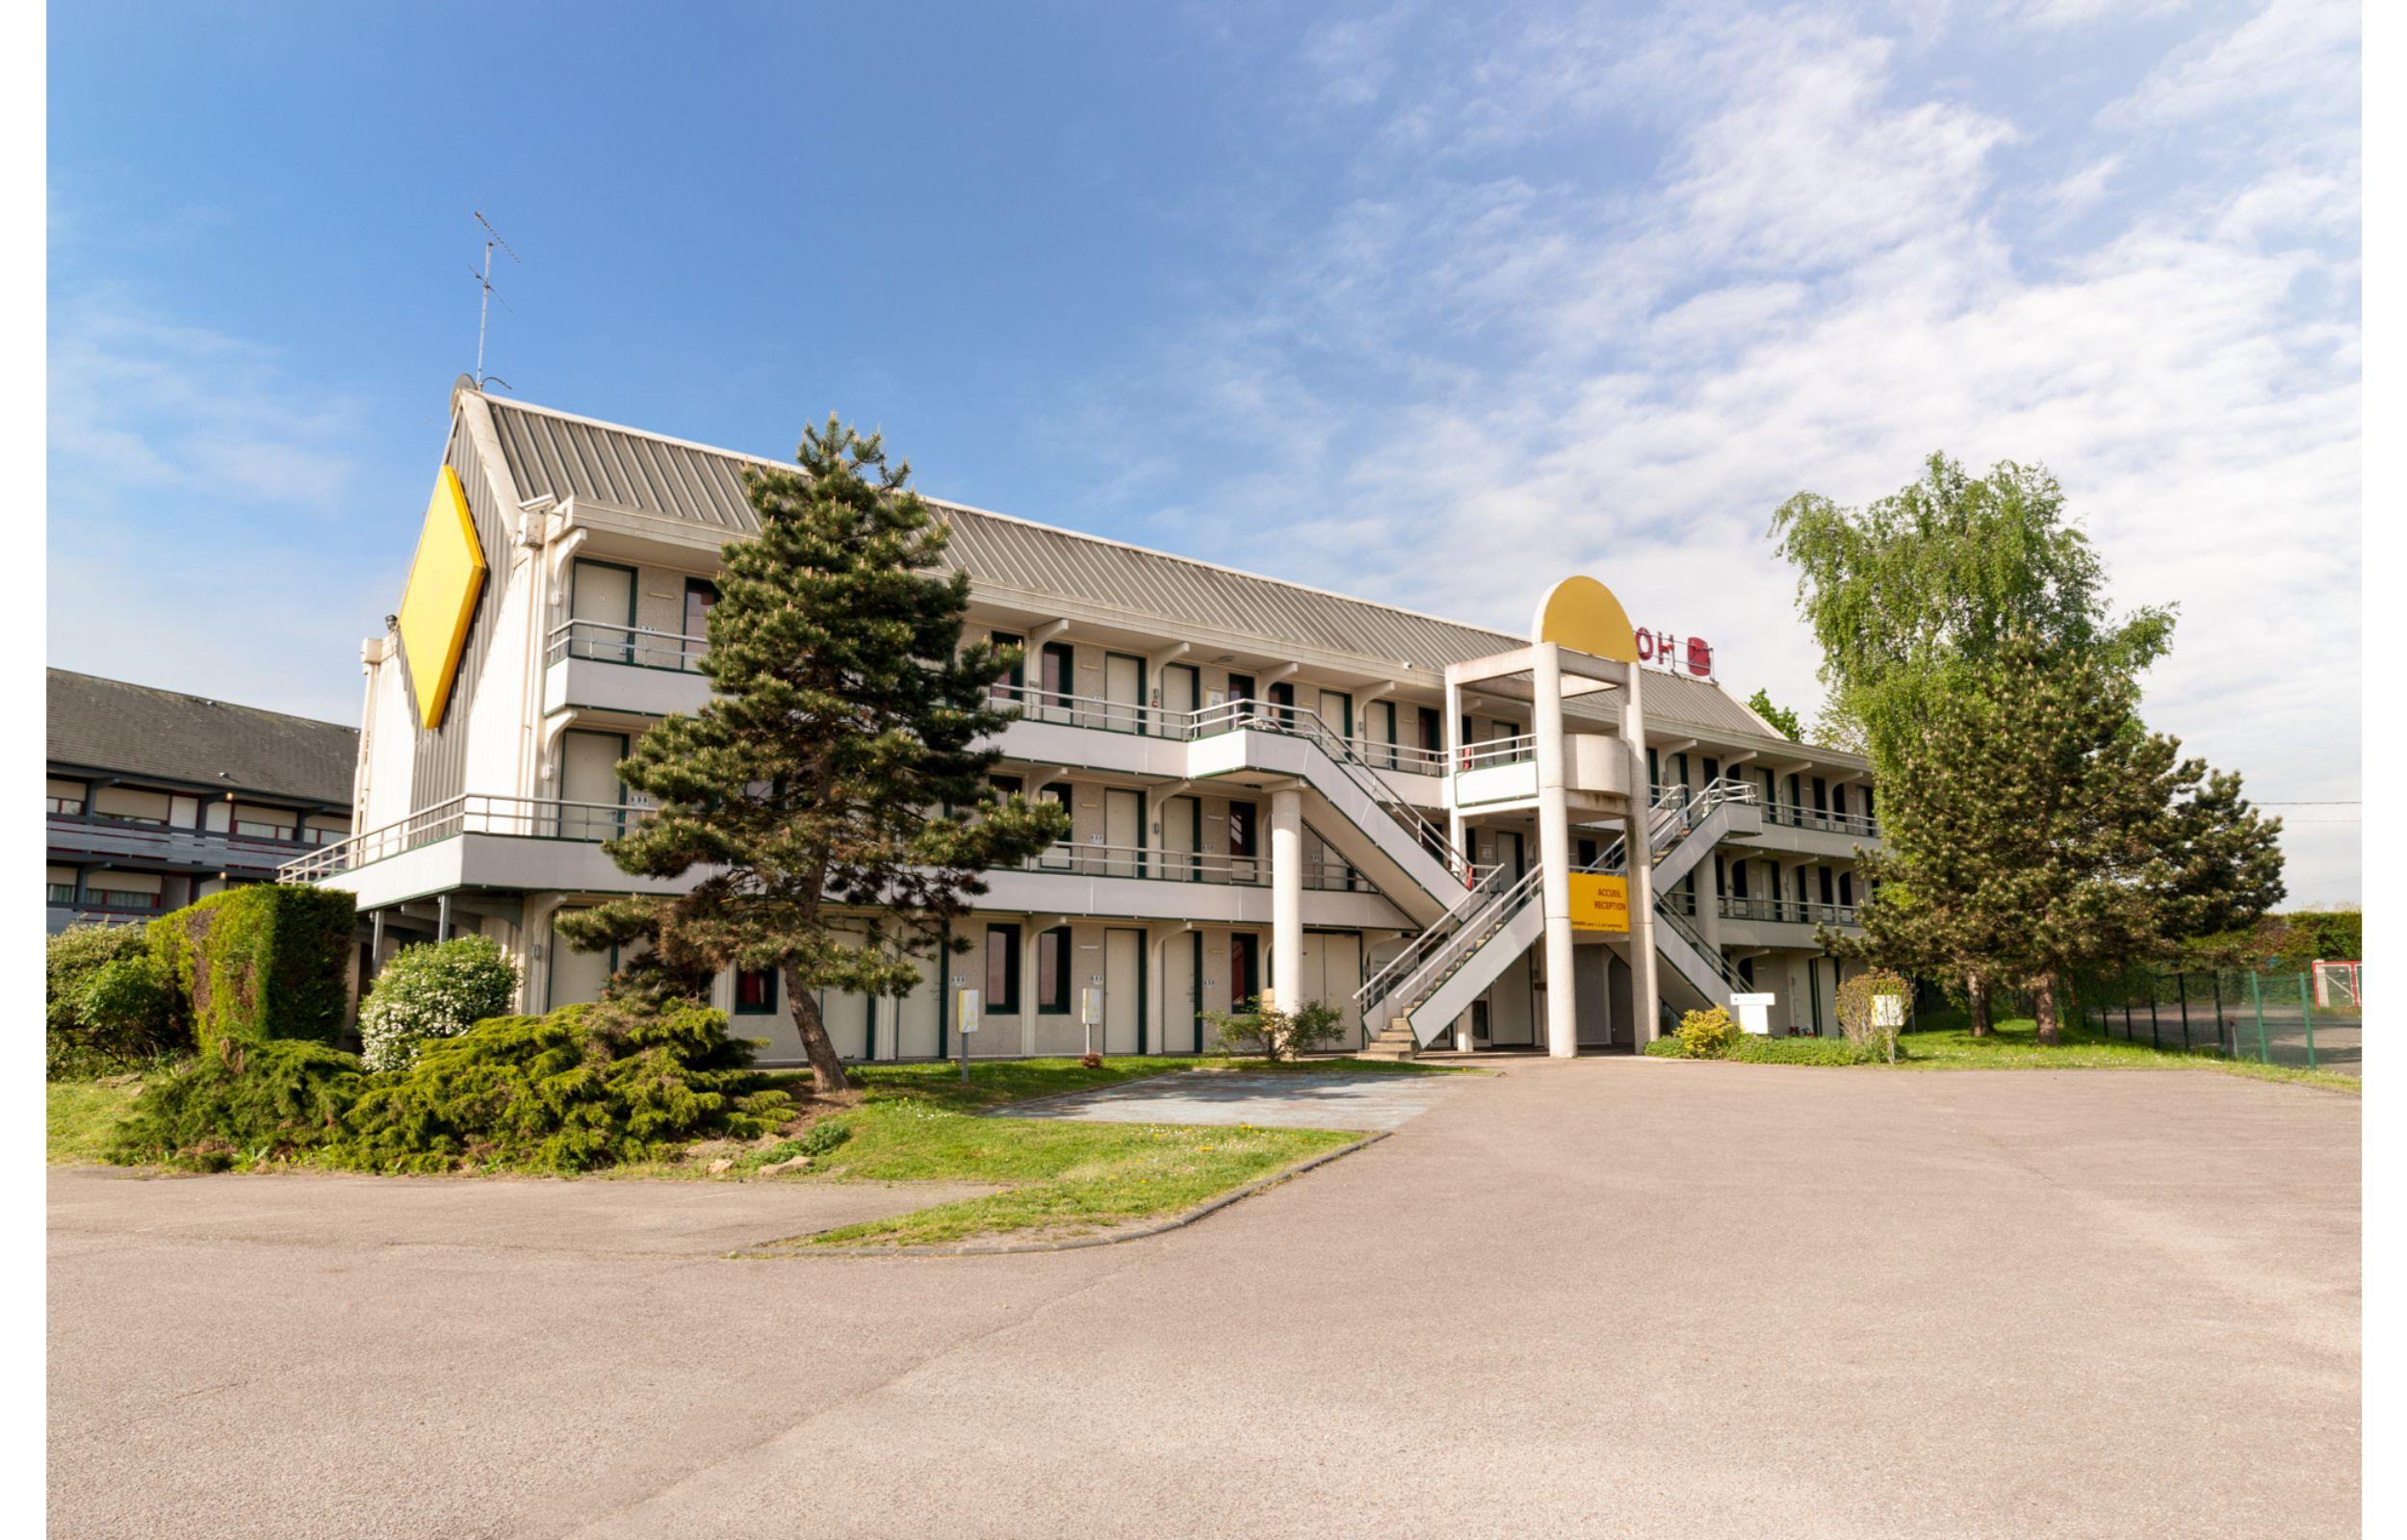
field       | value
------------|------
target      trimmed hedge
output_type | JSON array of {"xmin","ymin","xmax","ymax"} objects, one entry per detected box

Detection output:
[
  {"xmin": 1643, "ymin": 1032, "xmax": 1881, "ymax": 1065},
  {"xmin": 148, "ymin": 886, "xmax": 356, "ymax": 1052},
  {"xmin": 47, "ymin": 925, "xmax": 181, "ymax": 1077}
]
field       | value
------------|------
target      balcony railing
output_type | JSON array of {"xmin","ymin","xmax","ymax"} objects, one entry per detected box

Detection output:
[
  {"xmin": 1458, "ymin": 733, "xmax": 1540, "ymax": 771},
  {"xmin": 280, "ymin": 793, "xmax": 642, "ymax": 880},
  {"xmin": 286, "ymin": 792, "xmax": 1378, "ymax": 898},
  {"xmin": 983, "ymin": 681, "xmax": 1451, "ymax": 775},
  {"xmin": 546, "ymin": 619, "xmax": 710, "ymax": 674},
  {"xmin": 1761, "ymin": 801, "xmax": 1879, "ymax": 838},
  {"xmin": 1020, "ymin": 840, "xmax": 1367, "ymax": 890},
  {"xmin": 1719, "ymin": 895, "xmax": 1862, "ymax": 928}
]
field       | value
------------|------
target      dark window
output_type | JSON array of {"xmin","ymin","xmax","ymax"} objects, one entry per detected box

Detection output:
[
  {"xmin": 1819, "ymin": 866, "xmax": 1835, "ymax": 905},
  {"xmin": 1228, "ymin": 800, "xmax": 1257, "ymax": 858},
  {"xmin": 1673, "ymin": 753, "xmax": 1690, "ymax": 788},
  {"xmin": 1812, "ymin": 777, "xmax": 1829, "ymax": 813},
  {"xmin": 985, "ymin": 924, "xmax": 1022, "ymax": 1014},
  {"xmin": 1268, "ymin": 680, "xmax": 1295, "ymax": 727},
  {"xmin": 1041, "ymin": 641, "xmax": 1074, "ymax": 704},
  {"xmin": 682, "ymin": 578, "xmax": 719, "ymax": 643},
  {"xmin": 1036, "ymin": 927, "xmax": 1071, "ymax": 1013},
  {"xmin": 1229, "ymin": 933, "xmax": 1260, "ymax": 1012},
  {"xmin": 1226, "ymin": 672, "xmax": 1255, "ymax": 702},
  {"xmin": 1731, "ymin": 860, "xmax": 1750, "ymax": 898},
  {"xmin": 1417, "ymin": 706, "xmax": 1441, "ymax": 752},
  {"xmin": 990, "ymin": 631, "xmax": 1025, "ymax": 697},
  {"xmin": 1575, "ymin": 836, "xmax": 1599, "ymax": 867},
  {"xmin": 1703, "ymin": 757, "xmax": 1721, "ymax": 784},
  {"xmin": 1838, "ymin": 871, "xmax": 1854, "ymax": 907},
  {"xmin": 1647, "ymin": 748, "xmax": 1661, "ymax": 795},
  {"xmin": 991, "ymin": 774, "xmax": 1023, "ymax": 798},
  {"xmin": 734, "ymin": 967, "xmax": 779, "ymax": 1014}
]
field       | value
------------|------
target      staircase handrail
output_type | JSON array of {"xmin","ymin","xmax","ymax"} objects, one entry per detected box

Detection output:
[
  {"xmin": 1355, "ymin": 861, "xmax": 1514, "ymax": 1011},
  {"xmin": 1357, "ymin": 862, "xmax": 1547, "ymax": 1026},
  {"xmin": 1188, "ymin": 699, "xmax": 1471, "ymax": 875},
  {"xmin": 1652, "ymin": 894, "xmax": 1745, "ymax": 990}
]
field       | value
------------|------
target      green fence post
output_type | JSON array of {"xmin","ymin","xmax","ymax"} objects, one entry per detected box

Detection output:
[
  {"xmin": 2149, "ymin": 990, "xmax": 2160, "ymax": 1049},
  {"xmin": 2213, "ymin": 972, "xmax": 2228, "ymax": 1058},
  {"xmin": 2178, "ymin": 973, "xmax": 2190, "ymax": 1052},
  {"xmin": 2299, "ymin": 972, "xmax": 2316, "ymax": 1070},
  {"xmin": 2250, "ymin": 971, "xmax": 2269, "ymax": 1064}
]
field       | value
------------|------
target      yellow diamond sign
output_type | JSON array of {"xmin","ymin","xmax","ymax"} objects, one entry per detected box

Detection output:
[{"xmin": 397, "ymin": 466, "xmax": 487, "ymax": 730}]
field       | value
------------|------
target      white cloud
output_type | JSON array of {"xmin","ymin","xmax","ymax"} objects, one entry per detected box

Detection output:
[{"xmin": 1105, "ymin": 0, "xmax": 2360, "ymax": 900}]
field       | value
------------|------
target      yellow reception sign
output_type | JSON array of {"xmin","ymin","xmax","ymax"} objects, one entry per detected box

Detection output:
[
  {"xmin": 1532, "ymin": 575, "xmax": 1640, "ymax": 664},
  {"xmin": 396, "ymin": 466, "xmax": 488, "ymax": 729},
  {"xmin": 1568, "ymin": 872, "xmax": 1630, "ymax": 932}
]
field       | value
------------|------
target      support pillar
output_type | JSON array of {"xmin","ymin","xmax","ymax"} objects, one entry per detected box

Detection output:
[
  {"xmin": 1268, "ymin": 788, "xmax": 1305, "ymax": 1013},
  {"xmin": 435, "ymin": 893, "xmax": 452, "ymax": 942},
  {"xmin": 1533, "ymin": 644, "xmax": 1578, "ymax": 1058},
  {"xmin": 1626, "ymin": 664, "xmax": 1661, "ymax": 1042},
  {"xmin": 1442, "ymin": 674, "xmax": 1465, "ymax": 879}
]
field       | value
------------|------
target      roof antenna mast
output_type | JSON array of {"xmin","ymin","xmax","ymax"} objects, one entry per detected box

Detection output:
[{"xmin": 471, "ymin": 210, "xmax": 520, "ymax": 392}]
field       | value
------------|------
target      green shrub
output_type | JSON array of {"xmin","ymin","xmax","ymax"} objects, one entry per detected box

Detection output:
[
  {"xmin": 149, "ymin": 886, "xmax": 357, "ymax": 1052},
  {"xmin": 106, "ymin": 1039, "xmax": 367, "ymax": 1170},
  {"xmin": 1670, "ymin": 1006, "xmax": 1740, "ymax": 1059},
  {"xmin": 47, "ymin": 925, "xmax": 185, "ymax": 1077},
  {"xmin": 1726, "ymin": 1035, "xmax": 1880, "ymax": 1065},
  {"xmin": 1206, "ymin": 997, "xmax": 1346, "ymax": 1062},
  {"xmin": 330, "ymin": 1000, "xmax": 794, "ymax": 1173},
  {"xmin": 359, "ymin": 936, "xmax": 521, "ymax": 1071}
]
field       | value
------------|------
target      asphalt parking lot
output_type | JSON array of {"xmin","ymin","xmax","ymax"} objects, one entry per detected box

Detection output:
[{"xmin": 48, "ymin": 1059, "xmax": 2359, "ymax": 1539}]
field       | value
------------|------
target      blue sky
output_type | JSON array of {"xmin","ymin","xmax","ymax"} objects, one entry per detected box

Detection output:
[{"xmin": 47, "ymin": 0, "xmax": 2361, "ymax": 900}]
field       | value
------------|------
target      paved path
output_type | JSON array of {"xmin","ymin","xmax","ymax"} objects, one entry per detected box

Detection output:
[
  {"xmin": 48, "ymin": 1061, "xmax": 2359, "ymax": 1538},
  {"xmin": 994, "ymin": 1067, "xmax": 1475, "ymax": 1130}
]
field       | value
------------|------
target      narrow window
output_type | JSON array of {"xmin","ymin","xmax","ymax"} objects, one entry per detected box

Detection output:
[
  {"xmin": 1227, "ymin": 800, "xmax": 1257, "ymax": 859},
  {"xmin": 985, "ymin": 924, "xmax": 1022, "ymax": 1014},
  {"xmin": 1037, "ymin": 926, "xmax": 1071, "ymax": 1013},
  {"xmin": 734, "ymin": 967, "xmax": 779, "ymax": 1014}
]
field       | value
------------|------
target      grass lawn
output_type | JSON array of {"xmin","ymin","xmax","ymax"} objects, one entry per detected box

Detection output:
[
  {"xmin": 753, "ymin": 1055, "xmax": 1455, "ymax": 1247},
  {"xmin": 46, "ymin": 1078, "xmax": 142, "ymax": 1164},
  {"xmin": 1895, "ymin": 1017, "xmax": 2360, "ymax": 1093}
]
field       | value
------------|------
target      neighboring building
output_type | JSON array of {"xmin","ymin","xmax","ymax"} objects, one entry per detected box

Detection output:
[
  {"xmin": 46, "ymin": 670, "xmax": 357, "ymax": 933},
  {"xmin": 291, "ymin": 379, "xmax": 1879, "ymax": 1061}
]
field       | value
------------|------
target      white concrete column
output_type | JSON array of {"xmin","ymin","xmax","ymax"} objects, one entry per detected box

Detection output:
[
  {"xmin": 1626, "ymin": 664, "xmax": 1662, "ymax": 1043},
  {"xmin": 1268, "ymin": 788, "xmax": 1305, "ymax": 1013},
  {"xmin": 1533, "ymin": 644, "xmax": 1579, "ymax": 1058},
  {"xmin": 1442, "ymin": 673, "xmax": 1466, "ymax": 878}
]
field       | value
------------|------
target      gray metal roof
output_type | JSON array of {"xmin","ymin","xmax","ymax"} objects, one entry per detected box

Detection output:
[
  {"xmin": 479, "ymin": 394, "xmax": 1835, "ymax": 758},
  {"xmin": 46, "ymin": 670, "xmax": 358, "ymax": 806}
]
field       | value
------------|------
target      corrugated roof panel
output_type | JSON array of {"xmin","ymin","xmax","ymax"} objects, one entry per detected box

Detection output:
[{"xmin": 474, "ymin": 395, "xmax": 1829, "ymax": 754}]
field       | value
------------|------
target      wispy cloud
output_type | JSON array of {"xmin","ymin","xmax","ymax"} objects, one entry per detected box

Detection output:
[
  {"xmin": 46, "ymin": 285, "xmax": 408, "ymax": 722},
  {"xmin": 1095, "ymin": 0, "xmax": 2360, "ymax": 900}
]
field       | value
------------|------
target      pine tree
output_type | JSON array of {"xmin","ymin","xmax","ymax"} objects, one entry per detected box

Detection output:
[{"xmin": 555, "ymin": 418, "xmax": 1068, "ymax": 1091}]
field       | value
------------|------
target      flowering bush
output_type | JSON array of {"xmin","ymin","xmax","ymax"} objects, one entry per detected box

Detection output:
[
  {"xmin": 1205, "ymin": 996, "xmax": 1346, "ymax": 1062},
  {"xmin": 359, "ymin": 936, "xmax": 520, "ymax": 1071},
  {"xmin": 1670, "ymin": 1006, "xmax": 1740, "ymax": 1059}
]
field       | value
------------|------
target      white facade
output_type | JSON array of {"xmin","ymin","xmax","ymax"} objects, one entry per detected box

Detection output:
[{"xmin": 296, "ymin": 385, "xmax": 1880, "ymax": 1063}]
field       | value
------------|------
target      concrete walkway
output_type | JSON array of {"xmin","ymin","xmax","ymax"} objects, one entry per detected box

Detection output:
[
  {"xmin": 48, "ymin": 1060, "xmax": 2359, "ymax": 1539},
  {"xmin": 993, "ymin": 1067, "xmax": 1475, "ymax": 1130}
]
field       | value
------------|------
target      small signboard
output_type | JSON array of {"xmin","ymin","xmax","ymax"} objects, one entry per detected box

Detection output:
[
  {"xmin": 1874, "ymin": 994, "xmax": 1904, "ymax": 1029},
  {"xmin": 1567, "ymin": 873, "xmax": 1630, "ymax": 932},
  {"xmin": 1078, "ymin": 987, "xmax": 1104, "ymax": 1028},
  {"xmin": 956, "ymin": 988, "xmax": 981, "ymax": 1035}
]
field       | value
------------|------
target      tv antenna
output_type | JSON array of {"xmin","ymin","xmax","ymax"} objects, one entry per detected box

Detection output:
[{"xmin": 470, "ymin": 210, "xmax": 519, "ymax": 391}]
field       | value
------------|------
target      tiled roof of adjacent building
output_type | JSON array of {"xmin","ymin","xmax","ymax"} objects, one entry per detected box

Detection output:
[
  {"xmin": 475, "ymin": 392, "xmax": 1833, "ymax": 757},
  {"xmin": 46, "ymin": 670, "xmax": 359, "ymax": 806}
]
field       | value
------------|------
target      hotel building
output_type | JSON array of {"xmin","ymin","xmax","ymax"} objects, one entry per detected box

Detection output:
[
  {"xmin": 47, "ymin": 670, "xmax": 356, "ymax": 933},
  {"xmin": 287, "ymin": 381, "xmax": 1880, "ymax": 1061}
]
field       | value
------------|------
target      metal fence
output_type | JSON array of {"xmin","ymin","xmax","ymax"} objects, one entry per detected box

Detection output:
[{"xmin": 2083, "ymin": 968, "xmax": 2364, "ymax": 1077}]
